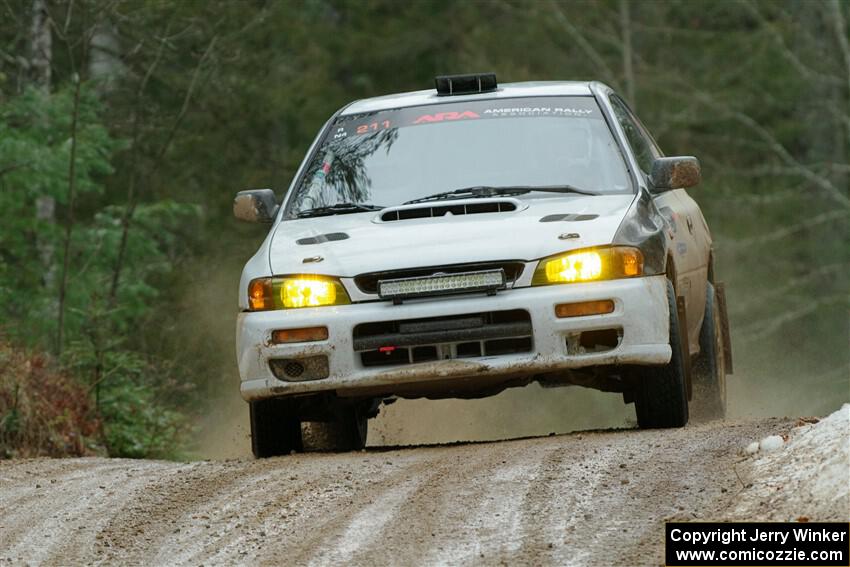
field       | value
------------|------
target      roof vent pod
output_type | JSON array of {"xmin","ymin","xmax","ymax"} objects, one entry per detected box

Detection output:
[{"xmin": 435, "ymin": 73, "xmax": 497, "ymax": 96}]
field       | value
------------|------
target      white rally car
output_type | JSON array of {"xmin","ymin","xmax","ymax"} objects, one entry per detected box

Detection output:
[{"xmin": 234, "ymin": 73, "xmax": 732, "ymax": 458}]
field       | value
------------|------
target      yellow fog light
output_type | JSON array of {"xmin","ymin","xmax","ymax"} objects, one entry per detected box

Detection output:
[
  {"xmin": 532, "ymin": 247, "xmax": 643, "ymax": 285},
  {"xmin": 247, "ymin": 276, "xmax": 350, "ymax": 311},
  {"xmin": 545, "ymin": 251, "xmax": 603, "ymax": 283},
  {"xmin": 281, "ymin": 277, "xmax": 345, "ymax": 308}
]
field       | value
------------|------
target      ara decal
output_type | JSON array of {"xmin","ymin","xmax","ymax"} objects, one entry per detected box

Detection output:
[{"xmin": 413, "ymin": 111, "xmax": 480, "ymax": 124}]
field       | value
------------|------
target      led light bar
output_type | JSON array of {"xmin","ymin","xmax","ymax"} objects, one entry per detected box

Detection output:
[{"xmin": 378, "ymin": 269, "xmax": 506, "ymax": 302}]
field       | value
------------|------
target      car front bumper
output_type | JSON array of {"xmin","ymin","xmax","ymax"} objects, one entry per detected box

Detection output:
[{"xmin": 236, "ymin": 274, "xmax": 671, "ymax": 401}]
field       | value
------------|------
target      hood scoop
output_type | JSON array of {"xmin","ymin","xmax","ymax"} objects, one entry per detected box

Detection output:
[
  {"xmin": 377, "ymin": 198, "xmax": 523, "ymax": 223},
  {"xmin": 296, "ymin": 232, "xmax": 349, "ymax": 245},
  {"xmin": 539, "ymin": 213, "xmax": 598, "ymax": 222}
]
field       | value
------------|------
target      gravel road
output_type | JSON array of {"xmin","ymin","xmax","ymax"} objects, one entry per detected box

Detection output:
[{"xmin": 0, "ymin": 415, "xmax": 845, "ymax": 566}]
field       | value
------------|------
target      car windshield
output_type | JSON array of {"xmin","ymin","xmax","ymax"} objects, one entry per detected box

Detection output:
[{"xmin": 286, "ymin": 96, "xmax": 632, "ymax": 217}]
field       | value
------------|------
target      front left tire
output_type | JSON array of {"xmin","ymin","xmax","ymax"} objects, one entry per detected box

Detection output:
[{"xmin": 633, "ymin": 279, "xmax": 690, "ymax": 429}]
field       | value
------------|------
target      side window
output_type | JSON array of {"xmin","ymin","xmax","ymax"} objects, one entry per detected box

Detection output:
[{"xmin": 610, "ymin": 96, "xmax": 658, "ymax": 175}]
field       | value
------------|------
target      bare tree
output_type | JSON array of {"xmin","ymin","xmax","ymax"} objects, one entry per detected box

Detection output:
[
  {"xmin": 29, "ymin": 0, "xmax": 59, "ymax": 294},
  {"xmin": 55, "ymin": 70, "xmax": 82, "ymax": 356},
  {"xmin": 619, "ymin": 0, "xmax": 635, "ymax": 106},
  {"xmin": 108, "ymin": 35, "xmax": 218, "ymax": 306},
  {"xmin": 28, "ymin": 0, "xmax": 51, "ymax": 89}
]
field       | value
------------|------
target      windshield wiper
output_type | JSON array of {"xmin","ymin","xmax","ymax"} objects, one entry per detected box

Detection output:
[
  {"xmin": 296, "ymin": 203, "xmax": 384, "ymax": 218},
  {"xmin": 403, "ymin": 185, "xmax": 599, "ymax": 205}
]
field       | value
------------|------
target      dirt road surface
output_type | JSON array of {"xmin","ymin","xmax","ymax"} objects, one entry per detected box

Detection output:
[{"xmin": 1, "ymin": 414, "xmax": 846, "ymax": 566}]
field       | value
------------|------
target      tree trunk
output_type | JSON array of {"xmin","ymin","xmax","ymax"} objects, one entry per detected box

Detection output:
[
  {"xmin": 29, "ymin": 0, "xmax": 51, "ymax": 89},
  {"xmin": 30, "ymin": 0, "xmax": 58, "ymax": 294},
  {"xmin": 56, "ymin": 74, "xmax": 82, "ymax": 356},
  {"xmin": 620, "ymin": 0, "xmax": 636, "ymax": 107}
]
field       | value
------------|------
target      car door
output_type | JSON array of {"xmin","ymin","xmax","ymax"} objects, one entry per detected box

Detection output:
[{"xmin": 608, "ymin": 95, "xmax": 708, "ymax": 355}]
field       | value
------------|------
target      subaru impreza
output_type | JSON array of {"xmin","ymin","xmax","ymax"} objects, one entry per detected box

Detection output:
[{"xmin": 234, "ymin": 73, "xmax": 732, "ymax": 457}]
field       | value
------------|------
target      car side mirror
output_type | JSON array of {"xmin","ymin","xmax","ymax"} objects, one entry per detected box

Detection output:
[
  {"xmin": 650, "ymin": 157, "xmax": 701, "ymax": 192},
  {"xmin": 233, "ymin": 189, "xmax": 279, "ymax": 223}
]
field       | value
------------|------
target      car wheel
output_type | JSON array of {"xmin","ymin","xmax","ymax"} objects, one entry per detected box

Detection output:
[
  {"xmin": 249, "ymin": 398, "xmax": 303, "ymax": 458},
  {"xmin": 691, "ymin": 282, "xmax": 727, "ymax": 421},
  {"xmin": 302, "ymin": 406, "xmax": 368, "ymax": 452},
  {"xmin": 633, "ymin": 280, "xmax": 690, "ymax": 428}
]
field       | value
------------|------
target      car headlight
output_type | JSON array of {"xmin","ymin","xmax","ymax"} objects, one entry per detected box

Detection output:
[
  {"xmin": 531, "ymin": 246, "xmax": 643, "ymax": 285},
  {"xmin": 248, "ymin": 275, "xmax": 351, "ymax": 310}
]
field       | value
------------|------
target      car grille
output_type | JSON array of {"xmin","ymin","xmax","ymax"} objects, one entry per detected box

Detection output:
[
  {"xmin": 354, "ymin": 261, "xmax": 525, "ymax": 295},
  {"xmin": 353, "ymin": 309, "xmax": 533, "ymax": 367}
]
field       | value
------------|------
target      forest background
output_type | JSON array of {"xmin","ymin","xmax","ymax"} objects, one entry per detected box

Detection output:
[{"xmin": 1, "ymin": 0, "xmax": 847, "ymax": 458}]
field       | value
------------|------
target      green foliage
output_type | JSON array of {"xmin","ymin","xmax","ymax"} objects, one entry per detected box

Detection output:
[
  {"xmin": 99, "ymin": 379, "xmax": 186, "ymax": 459},
  {"xmin": 0, "ymin": 86, "xmax": 116, "ymax": 201},
  {"xmin": 0, "ymin": 83, "xmax": 200, "ymax": 458},
  {"xmin": 0, "ymin": 86, "xmax": 118, "ymax": 344},
  {"xmin": 63, "ymin": 342, "xmax": 187, "ymax": 459}
]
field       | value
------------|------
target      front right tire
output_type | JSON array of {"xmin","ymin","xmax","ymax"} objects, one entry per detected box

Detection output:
[
  {"xmin": 250, "ymin": 398, "xmax": 303, "ymax": 458},
  {"xmin": 302, "ymin": 406, "xmax": 368, "ymax": 452},
  {"xmin": 633, "ymin": 280, "xmax": 690, "ymax": 428}
]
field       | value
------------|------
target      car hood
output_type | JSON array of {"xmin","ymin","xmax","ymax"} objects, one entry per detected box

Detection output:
[{"xmin": 268, "ymin": 194, "xmax": 636, "ymax": 276}]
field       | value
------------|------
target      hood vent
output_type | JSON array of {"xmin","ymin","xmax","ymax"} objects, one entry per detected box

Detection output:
[
  {"xmin": 379, "ymin": 199, "xmax": 519, "ymax": 223},
  {"xmin": 296, "ymin": 232, "xmax": 349, "ymax": 245},
  {"xmin": 539, "ymin": 213, "xmax": 598, "ymax": 222}
]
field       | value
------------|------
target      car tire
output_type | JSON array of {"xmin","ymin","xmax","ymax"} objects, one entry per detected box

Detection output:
[
  {"xmin": 249, "ymin": 398, "xmax": 303, "ymax": 458},
  {"xmin": 302, "ymin": 407, "xmax": 368, "ymax": 452},
  {"xmin": 634, "ymin": 280, "xmax": 690, "ymax": 429},
  {"xmin": 691, "ymin": 282, "xmax": 727, "ymax": 421}
]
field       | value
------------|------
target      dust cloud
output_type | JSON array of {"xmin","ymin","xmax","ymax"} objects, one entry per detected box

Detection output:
[
  {"xmin": 368, "ymin": 387, "xmax": 634, "ymax": 447},
  {"xmin": 178, "ymin": 245, "xmax": 253, "ymax": 460}
]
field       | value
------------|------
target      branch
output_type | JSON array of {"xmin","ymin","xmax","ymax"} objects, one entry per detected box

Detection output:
[
  {"xmin": 828, "ymin": 0, "xmax": 850, "ymax": 96},
  {"xmin": 152, "ymin": 35, "xmax": 217, "ymax": 168},
  {"xmin": 723, "ymin": 210, "xmax": 847, "ymax": 247},
  {"xmin": 739, "ymin": 0, "xmax": 842, "ymax": 86},
  {"xmin": 0, "ymin": 46, "xmax": 19, "ymax": 66},
  {"xmin": 1, "ymin": 0, "xmax": 19, "ymax": 25},
  {"xmin": 106, "ymin": 27, "xmax": 171, "ymax": 306},
  {"xmin": 690, "ymin": 89, "xmax": 850, "ymax": 209},
  {"xmin": 546, "ymin": 0, "xmax": 621, "ymax": 90},
  {"xmin": 108, "ymin": 33, "xmax": 217, "ymax": 305},
  {"xmin": 619, "ymin": 0, "xmax": 635, "ymax": 105},
  {"xmin": 731, "ymin": 263, "xmax": 847, "ymax": 314},
  {"xmin": 56, "ymin": 73, "xmax": 83, "ymax": 356},
  {"xmin": 0, "ymin": 161, "xmax": 33, "ymax": 177},
  {"xmin": 828, "ymin": 0, "xmax": 850, "ymax": 148},
  {"xmin": 702, "ymin": 162, "xmax": 850, "ymax": 180},
  {"xmin": 737, "ymin": 296, "xmax": 846, "ymax": 344}
]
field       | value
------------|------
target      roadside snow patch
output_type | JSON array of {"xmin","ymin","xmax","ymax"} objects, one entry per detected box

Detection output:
[
  {"xmin": 743, "ymin": 435, "xmax": 786, "ymax": 455},
  {"xmin": 728, "ymin": 404, "xmax": 849, "ymax": 521},
  {"xmin": 759, "ymin": 435, "xmax": 784, "ymax": 452}
]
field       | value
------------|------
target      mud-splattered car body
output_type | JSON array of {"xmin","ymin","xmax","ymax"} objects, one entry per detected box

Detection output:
[{"xmin": 234, "ymin": 75, "xmax": 730, "ymax": 456}]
